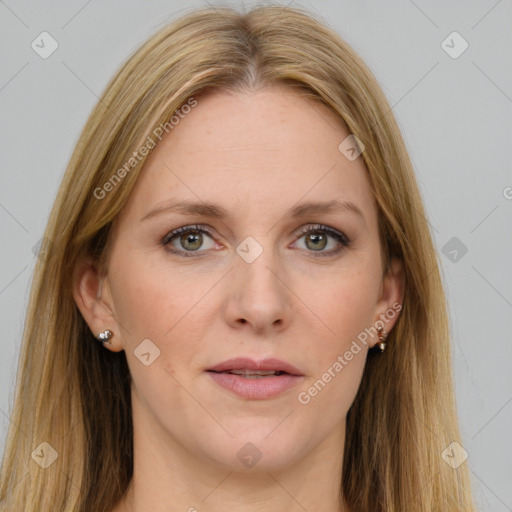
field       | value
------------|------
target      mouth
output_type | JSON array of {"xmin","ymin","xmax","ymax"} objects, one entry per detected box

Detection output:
[
  {"xmin": 205, "ymin": 357, "xmax": 304, "ymax": 399},
  {"xmin": 208, "ymin": 369, "xmax": 291, "ymax": 379}
]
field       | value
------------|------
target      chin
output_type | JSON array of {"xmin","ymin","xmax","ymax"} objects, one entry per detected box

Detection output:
[{"xmin": 191, "ymin": 422, "xmax": 310, "ymax": 473}]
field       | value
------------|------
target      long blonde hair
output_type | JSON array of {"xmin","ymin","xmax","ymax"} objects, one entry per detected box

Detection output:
[{"xmin": 0, "ymin": 5, "xmax": 474, "ymax": 511}]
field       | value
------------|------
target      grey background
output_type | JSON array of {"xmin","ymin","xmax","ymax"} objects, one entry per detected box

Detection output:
[{"xmin": 1, "ymin": 1, "xmax": 511, "ymax": 510}]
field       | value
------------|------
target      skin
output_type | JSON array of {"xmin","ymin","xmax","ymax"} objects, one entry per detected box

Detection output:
[{"xmin": 74, "ymin": 86, "xmax": 404, "ymax": 512}]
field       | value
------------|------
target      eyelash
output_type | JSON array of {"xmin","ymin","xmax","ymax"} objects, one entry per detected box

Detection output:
[{"xmin": 161, "ymin": 223, "xmax": 351, "ymax": 258}]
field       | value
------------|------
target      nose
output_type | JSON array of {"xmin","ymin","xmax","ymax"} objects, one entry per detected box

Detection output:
[{"xmin": 223, "ymin": 247, "xmax": 293, "ymax": 335}]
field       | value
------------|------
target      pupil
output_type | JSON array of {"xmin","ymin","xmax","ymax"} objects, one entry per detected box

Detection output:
[
  {"xmin": 306, "ymin": 232, "xmax": 326, "ymax": 251},
  {"xmin": 181, "ymin": 232, "xmax": 202, "ymax": 251}
]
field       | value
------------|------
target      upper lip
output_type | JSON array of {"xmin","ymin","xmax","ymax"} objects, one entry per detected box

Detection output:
[{"xmin": 206, "ymin": 357, "xmax": 304, "ymax": 376}]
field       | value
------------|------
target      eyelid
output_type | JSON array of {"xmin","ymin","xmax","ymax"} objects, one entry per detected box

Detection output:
[
  {"xmin": 292, "ymin": 223, "xmax": 350, "ymax": 243},
  {"xmin": 161, "ymin": 224, "xmax": 214, "ymax": 246}
]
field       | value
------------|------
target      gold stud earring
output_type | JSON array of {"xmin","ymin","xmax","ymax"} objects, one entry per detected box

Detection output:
[{"xmin": 376, "ymin": 327, "xmax": 388, "ymax": 352}]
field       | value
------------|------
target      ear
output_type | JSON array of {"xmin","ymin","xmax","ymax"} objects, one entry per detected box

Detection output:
[
  {"xmin": 72, "ymin": 257, "xmax": 124, "ymax": 352},
  {"xmin": 370, "ymin": 257, "xmax": 405, "ymax": 348}
]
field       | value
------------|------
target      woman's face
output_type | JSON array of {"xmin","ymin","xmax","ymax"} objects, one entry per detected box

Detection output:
[{"xmin": 76, "ymin": 86, "xmax": 403, "ymax": 472}]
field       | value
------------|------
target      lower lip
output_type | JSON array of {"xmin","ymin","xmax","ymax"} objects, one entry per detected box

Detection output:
[{"xmin": 206, "ymin": 371, "xmax": 304, "ymax": 399}]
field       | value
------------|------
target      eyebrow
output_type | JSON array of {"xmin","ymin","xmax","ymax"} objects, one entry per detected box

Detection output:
[{"xmin": 140, "ymin": 198, "xmax": 365, "ymax": 223}]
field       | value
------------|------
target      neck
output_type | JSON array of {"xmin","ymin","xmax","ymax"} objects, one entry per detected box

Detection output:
[{"xmin": 118, "ymin": 463, "xmax": 348, "ymax": 512}]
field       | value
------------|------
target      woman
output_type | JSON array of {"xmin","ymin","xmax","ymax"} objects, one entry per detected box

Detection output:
[{"xmin": 0, "ymin": 4, "xmax": 475, "ymax": 511}]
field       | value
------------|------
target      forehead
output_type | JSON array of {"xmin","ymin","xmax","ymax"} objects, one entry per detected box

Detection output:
[{"xmin": 120, "ymin": 87, "xmax": 377, "ymax": 225}]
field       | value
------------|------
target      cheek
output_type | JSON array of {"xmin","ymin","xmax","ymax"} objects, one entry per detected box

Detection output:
[
  {"xmin": 296, "ymin": 349, "xmax": 367, "ymax": 436},
  {"xmin": 334, "ymin": 275, "xmax": 379, "ymax": 341},
  {"xmin": 108, "ymin": 241, "xmax": 188, "ymax": 332},
  {"xmin": 109, "ymin": 264, "xmax": 170, "ymax": 340},
  {"xmin": 302, "ymin": 266, "xmax": 380, "ymax": 353},
  {"xmin": 295, "ymin": 274, "xmax": 375, "ymax": 418},
  {"xmin": 292, "ymin": 262, "xmax": 380, "ymax": 414},
  {"xmin": 108, "ymin": 251, "xmax": 213, "ymax": 368}
]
